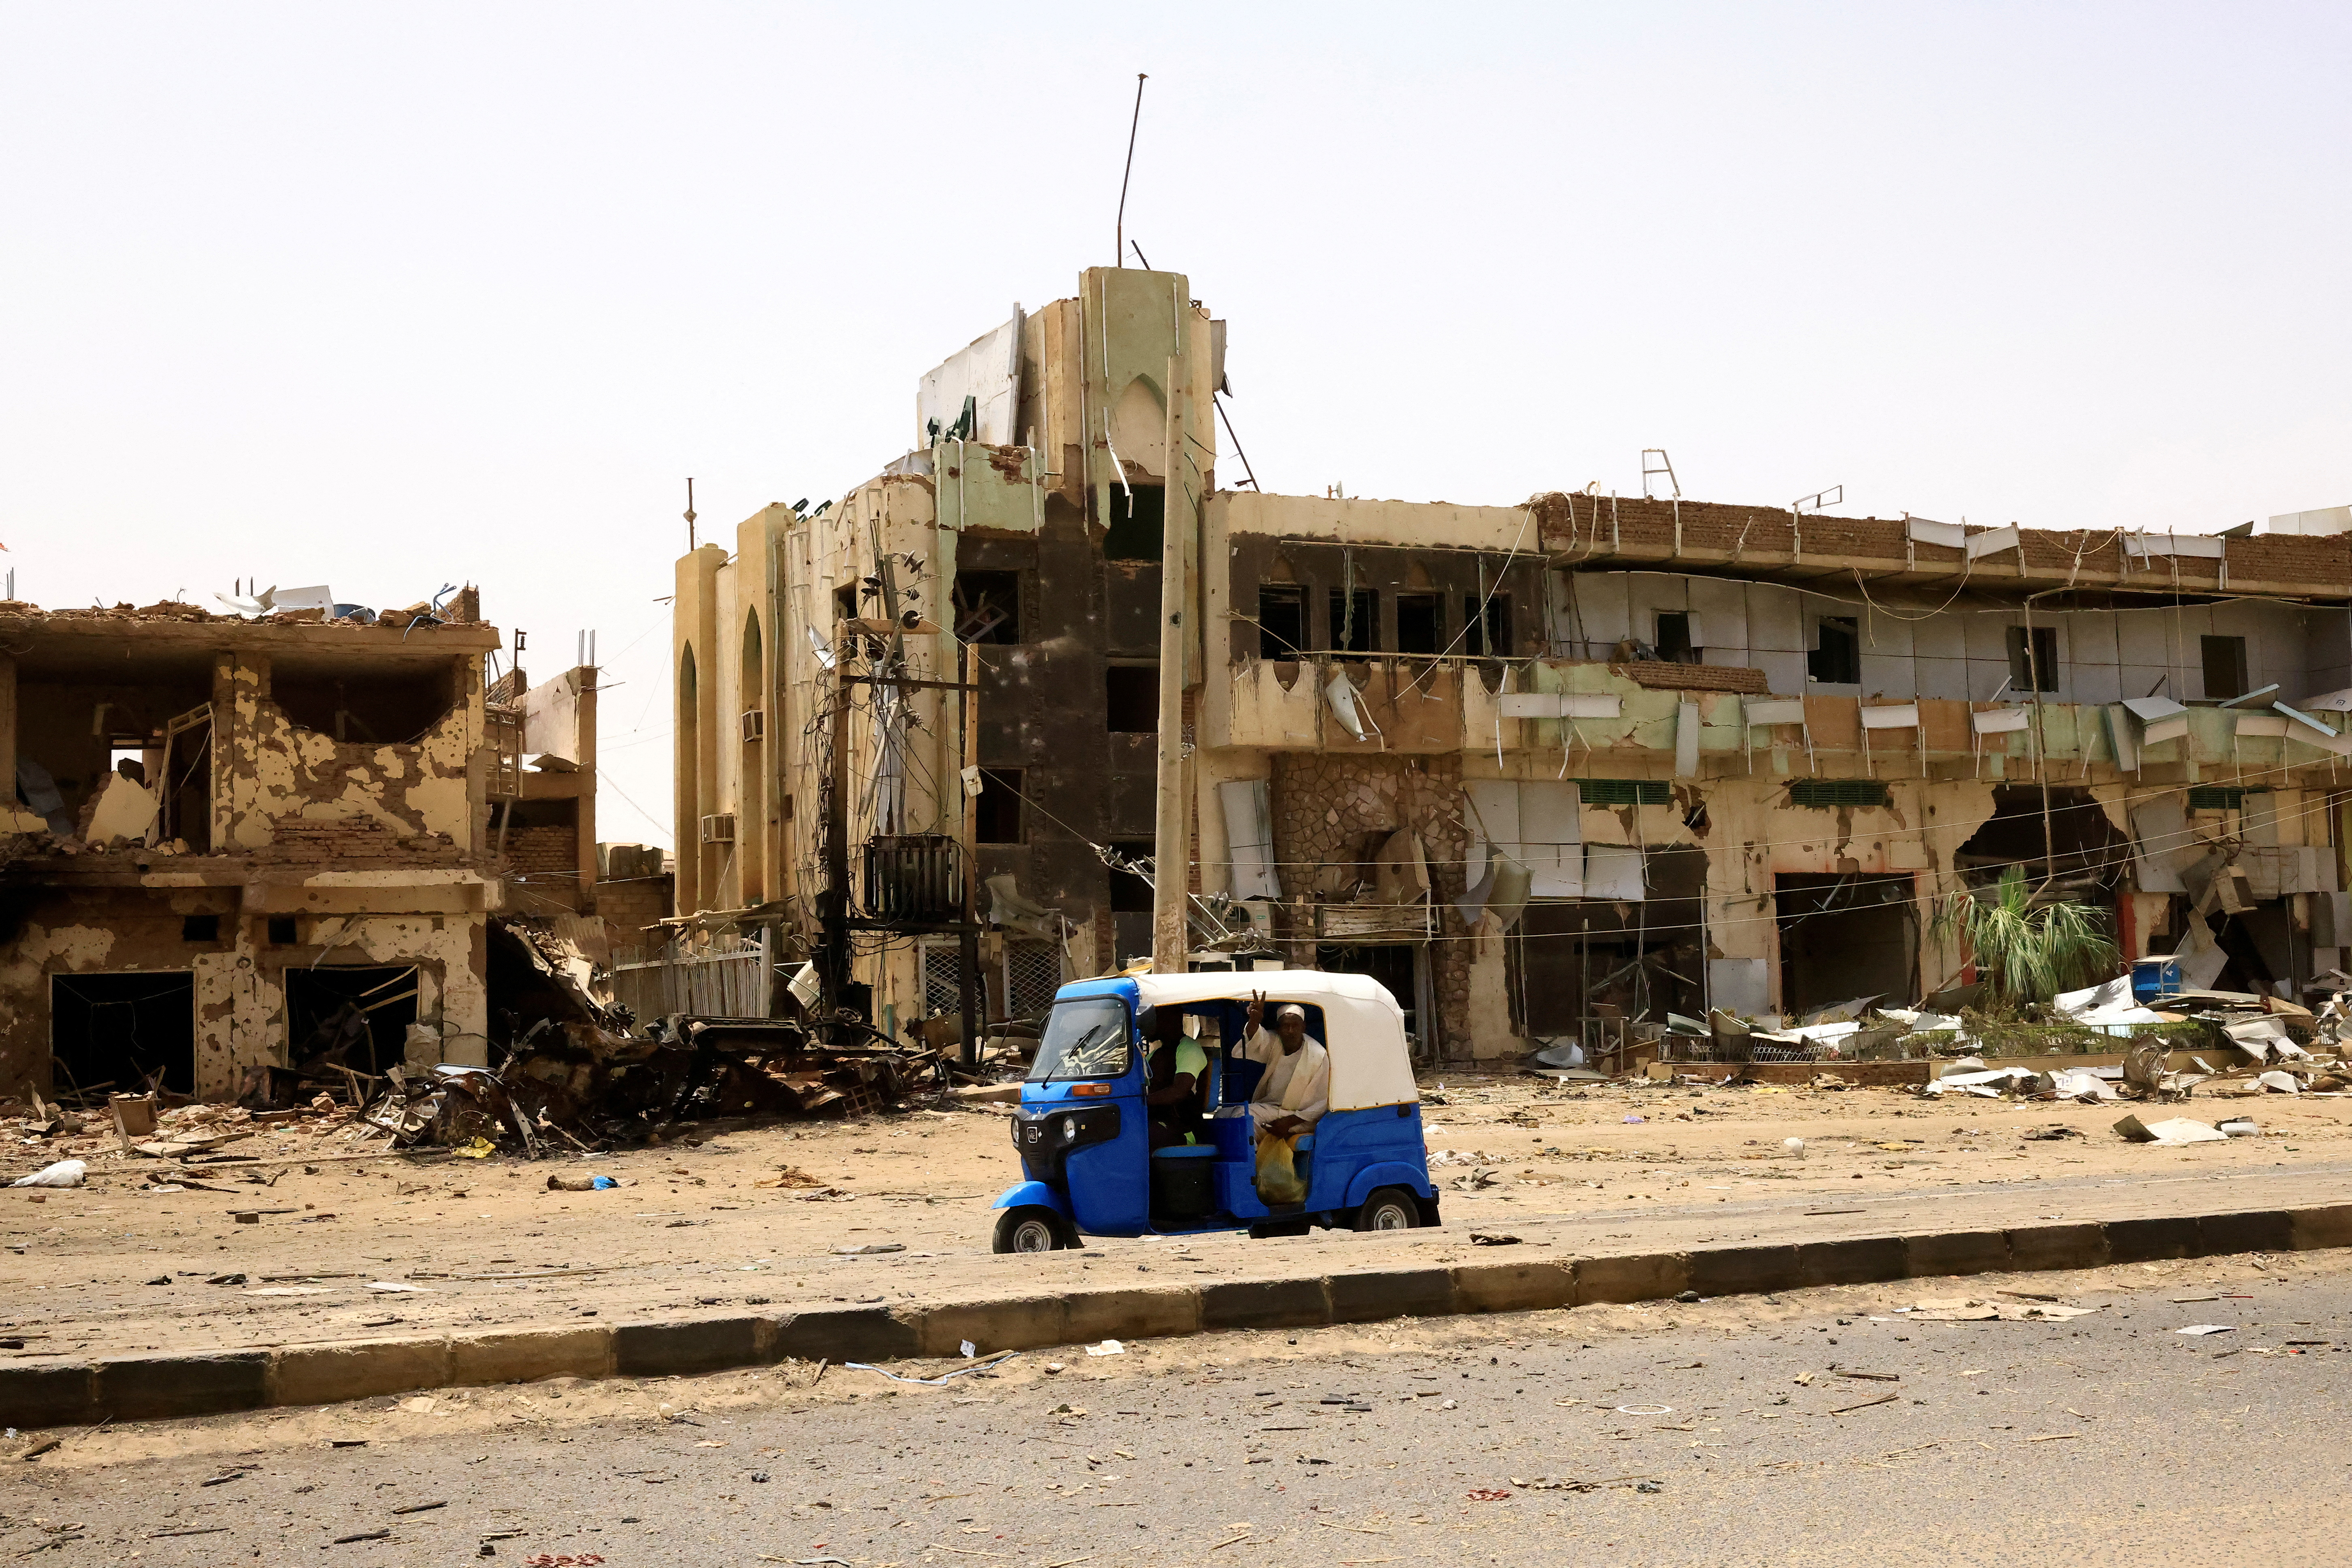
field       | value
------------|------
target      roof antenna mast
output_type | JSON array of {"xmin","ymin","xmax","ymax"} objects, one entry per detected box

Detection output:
[
  {"xmin": 684, "ymin": 477, "xmax": 698, "ymax": 551},
  {"xmin": 1116, "ymin": 73, "xmax": 1147, "ymax": 268}
]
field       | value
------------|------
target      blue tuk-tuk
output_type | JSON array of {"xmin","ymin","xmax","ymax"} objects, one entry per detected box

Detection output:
[{"xmin": 989, "ymin": 969, "xmax": 1437, "ymax": 1251}]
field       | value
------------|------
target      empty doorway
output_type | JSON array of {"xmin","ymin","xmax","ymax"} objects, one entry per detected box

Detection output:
[{"xmin": 50, "ymin": 972, "xmax": 196, "ymax": 1096}]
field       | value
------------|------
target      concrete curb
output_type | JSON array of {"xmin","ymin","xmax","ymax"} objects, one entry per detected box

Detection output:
[{"xmin": 7, "ymin": 1201, "xmax": 2346, "ymax": 1432}]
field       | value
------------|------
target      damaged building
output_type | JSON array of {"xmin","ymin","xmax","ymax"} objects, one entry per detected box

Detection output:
[
  {"xmin": 0, "ymin": 595, "xmax": 511, "ymax": 1100},
  {"xmin": 672, "ymin": 263, "xmax": 2352, "ymax": 1063}
]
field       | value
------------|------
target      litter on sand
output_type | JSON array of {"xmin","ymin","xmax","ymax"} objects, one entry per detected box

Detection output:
[
  {"xmin": 1910, "ymin": 1297, "xmax": 2098, "ymax": 1322},
  {"xmin": 847, "ymin": 1350, "xmax": 1019, "ymax": 1385},
  {"xmin": 10, "ymin": 1159, "xmax": 86, "ymax": 1188},
  {"xmin": 2175, "ymin": 1324, "xmax": 2237, "ymax": 1336},
  {"xmin": 835, "ymin": 1242, "xmax": 907, "ymax": 1256},
  {"xmin": 1085, "ymin": 1339, "xmax": 1126, "ymax": 1357},
  {"xmin": 2112, "ymin": 1114, "xmax": 2229, "ymax": 1145}
]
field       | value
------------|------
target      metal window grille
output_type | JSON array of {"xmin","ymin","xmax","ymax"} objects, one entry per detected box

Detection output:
[
  {"xmin": 1003, "ymin": 942, "xmax": 1063, "ymax": 1023},
  {"xmin": 1789, "ymin": 779, "xmax": 1892, "ymax": 809},
  {"xmin": 2187, "ymin": 786, "xmax": 2253, "ymax": 811},
  {"xmin": 1577, "ymin": 779, "xmax": 1671, "ymax": 807},
  {"xmin": 920, "ymin": 943, "xmax": 962, "ymax": 1018}
]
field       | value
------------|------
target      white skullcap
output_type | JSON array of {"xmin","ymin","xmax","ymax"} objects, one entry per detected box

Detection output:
[{"xmin": 1276, "ymin": 1003, "xmax": 1306, "ymax": 1021}]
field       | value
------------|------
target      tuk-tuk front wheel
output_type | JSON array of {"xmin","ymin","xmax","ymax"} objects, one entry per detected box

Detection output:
[
  {"xmin": 1354, "ymin": 1187, "xmax": 1421, "ymax": 1232},
  {"xmin": 993, "ymin": 1206, "xmax": 1076, "ymax": 1254}
]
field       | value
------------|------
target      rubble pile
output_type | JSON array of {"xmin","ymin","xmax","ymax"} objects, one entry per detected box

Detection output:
[{"xmin": 344, "ymin": 919, "xmax": 948, "ymax": 1154}]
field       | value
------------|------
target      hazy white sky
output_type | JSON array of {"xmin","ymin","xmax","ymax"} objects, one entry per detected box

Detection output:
[{"xmin": 6, "ymin": 3, "xmax": 2348, "ymax": 846}]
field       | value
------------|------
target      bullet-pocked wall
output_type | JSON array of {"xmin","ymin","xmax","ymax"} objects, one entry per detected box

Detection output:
[{"xmin": 0, "ymin": 610, "xmax": 502, "ymax": 1099}]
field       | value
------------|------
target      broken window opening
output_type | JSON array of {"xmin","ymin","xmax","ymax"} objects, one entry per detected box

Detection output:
[
  {"xmin": 1329, "ymin": 588, "xmax": 1378, "ymax": 659},
  {"xmin": 285, "ymin": 964, "xmax": 420, "ymax": 1080},
  {"xmin": 181, "ymin": 914, "xmax": 220, "ymax": 943},
  {"xmin": 975, "ymin": 767, "xmax": 1024, "ymax": 844},
  {"xmin": 1103, "ymin": 484, "xmax": 1166, "ymax": 562},
  {"xmin": 51, "ymin": 971, "xmax": 196, "ymax": 1096},
  {"xmin": 1655, "ymin": 612, "xmax": 1697, "ymax": 663},
  {"xmin": 270, "ymin": 663, "xmax": 456, "ymax": 745},
  {"xmin": 1462, "ymin": 594, "xmax": 1512, "ymax": 658},
  {"xmin": 2006, "ymin": 625, "xmax": 2059, "ymax": 695},
  {"xmin": 1775, "ymin": 872, "xmax": 1918, "ymax": 1016},
  {"xmin": 17, "ymin": 669, "xmax": 214, "ymax": 838},
  {"xmin": 953, "ymin": 571, "xmax": 1023, "ymax": 645},
  {"xmin": 1395, "ymin": 593, "xmax": 1442, "ymax": 656},
  {"xmin": 158, "ymin": 703, "xmax": 214, "ymax": 852},
  {"xmin": 1808, "ymin": 616, "xmax": 1860, "ymax": 685},
  {"xmin": 1257, "ymin": 586, "xmax": 1306, "ymax": 661},
  {"xmin": 267, "ymin": 916, "xmax": 299, "ymax": 945},
  {"xmin": 2201, "ymin": 634, "xmax": 2249, "ymax": 701},
  {"xmin": 1106, "ymin": 665, "xmax": 1159, "ymax": 733}
]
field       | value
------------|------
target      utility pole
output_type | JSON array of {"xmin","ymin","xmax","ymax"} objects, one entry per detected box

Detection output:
[
  {"xmin": 819, "ymin": 639, "xmax": 851, "ymax": 1044},
  {"xmin": 959, "ymin": 640, "xmax": 982, "ymax": 1069},
  {"xmin": 1150, "ymin": 350, "xmax": 1191, "ymax": 973}
]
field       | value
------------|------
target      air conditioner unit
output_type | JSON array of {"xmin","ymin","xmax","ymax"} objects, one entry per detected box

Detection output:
[
  {"xmin": 699, "ymin": 813, "xmax": 737, "ymax": 845},
  {"xmin": 740, "ymin": 709, "xmax": 765, "ymax": 742}
]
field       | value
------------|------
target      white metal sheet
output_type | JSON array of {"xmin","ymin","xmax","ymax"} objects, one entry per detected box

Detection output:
[
  {"xmin": 1583, "ymin": 844, "xmax": 1646, "ymax": 901},
  {"xmin": 2126, "ymin": 530, "xmax": 2228, "ymax": 560},
  {"xmin": 1745, "ymin": 698, "xmax": 1807, "ymax": 728},
  {"xmin": 1518, "ymin": 781, "xmax": 1584, "ymax": 898},
  {"xmin": 2130, "ymin": 796, "xmax": 2189, "ymax": 894},
  {"xmin": 916, "ymin": 308, "xmax": 1024, "ymax": 447},
  {"xmin": 1971, "ymin": 707, "xmax": 2032, "ymax": 734},
  {"xmin": 1218, "ymin": 779, "xmax": 1280, "ymax": 902},
  {"xmin": 1675, "ymin": 700, "xmax": 1700, "ymax": 777},
  {"xmin": 1906, "ymin": 518, "xmax": 1968, "ymax": 550},
  {"xmin": 1462, "ymin": 781, "xmax": 1521, "ymax": 864},
  {"xmin": 1860, "ymin": 703, "xmax": 1921, "ymax": 730},
  {"xmin": 1964, "ymin": 524, "xmax": 2021, "ymax": 561},
  {"xmin": 2106, "ymin": 704, "xmax": 2139, "ymax": 771}
]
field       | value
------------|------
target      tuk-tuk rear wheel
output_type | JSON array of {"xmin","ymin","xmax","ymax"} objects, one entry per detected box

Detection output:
[
  {"xmin": 993, "ymin": 1206, "xmax": 1075, "ymax": 1254},
  {"xmin": 1354, "ymin": 1187, "xmax": 1421, "ymax": 1233}
]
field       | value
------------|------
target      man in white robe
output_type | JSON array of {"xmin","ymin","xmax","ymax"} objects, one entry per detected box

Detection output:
[{"xmin": 1236, "ymin": 995, "xmax": 1329, "ymax": 1142}]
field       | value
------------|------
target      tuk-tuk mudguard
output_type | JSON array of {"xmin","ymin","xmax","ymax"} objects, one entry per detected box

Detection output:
[
  {"xmin": 1344, "ymin": 1161, "xmax": 1436, "ymax": 1210},
  {"xmin": 991, "ymin": 1180, "xmax": 1073, "ymax": 1220}
]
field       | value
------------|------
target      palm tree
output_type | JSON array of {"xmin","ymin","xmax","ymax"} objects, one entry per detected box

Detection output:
[{"xmin": 1935, "ymin": 865, "xmax": 2119, "ymax": 1008}]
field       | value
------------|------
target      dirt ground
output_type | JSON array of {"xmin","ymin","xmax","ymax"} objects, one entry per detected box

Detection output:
[{"xmin": 3, "ymin": 1072, "xmax": 2347, "ymax": 1362}]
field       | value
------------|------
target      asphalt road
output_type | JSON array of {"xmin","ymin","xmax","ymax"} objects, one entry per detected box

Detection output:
[{"xmin": 7, "ymin": 1251, "xmax": 2350, "ymax": 1567}]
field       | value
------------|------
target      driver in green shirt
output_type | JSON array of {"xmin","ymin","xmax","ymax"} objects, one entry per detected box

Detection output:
[{"xmin": 1143, "ymin": 1007, "xmax": 1208, "ymax": 1148}]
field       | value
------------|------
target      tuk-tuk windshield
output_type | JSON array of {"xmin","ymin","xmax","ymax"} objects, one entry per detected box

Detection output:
[{"xmin": 1027, "ymin": 997, "xmax": 1133, "ymax": 1082}]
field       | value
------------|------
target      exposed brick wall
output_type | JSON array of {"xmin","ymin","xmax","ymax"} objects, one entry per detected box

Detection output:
[
  {"xmin": 1529, "ymin": 492, "xmax": 2352, "ymax": 598},
  {"xmin": 598, "ymin": 874, "xmax": 673, "ymax": 940},
  {"xmin": 252, "ymin": 818, "xmax": 467, "ymax": 868},
  {"xmin": 501, "ymin": 824, "xmax": 578, "ymax": 879},
  {"xmin": 1266, "ymin": 752, "xmax": 1472, "ymax": 1059}
]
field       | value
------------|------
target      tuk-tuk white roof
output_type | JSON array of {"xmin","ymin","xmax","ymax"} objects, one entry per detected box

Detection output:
[{"xmin": 1131, "ymin": 969, "xmax": 1417, "ymax": 1112}]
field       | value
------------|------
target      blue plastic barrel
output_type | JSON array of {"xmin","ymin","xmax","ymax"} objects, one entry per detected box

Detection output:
[{"xmin": 2131, "ymin": 956, "xmax": 2182, "ymax": 1003}]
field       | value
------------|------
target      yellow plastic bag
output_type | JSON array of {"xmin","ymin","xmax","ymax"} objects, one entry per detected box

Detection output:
[{"xmin": 1255, "ymin": 1133, "xmax": 1307, "ymax": 1206}]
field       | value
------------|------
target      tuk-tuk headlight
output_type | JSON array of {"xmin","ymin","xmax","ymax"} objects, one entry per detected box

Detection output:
[{"xmin": 1059, "ymin": 1118, "xmax": 1082, "ymax": 1144}]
